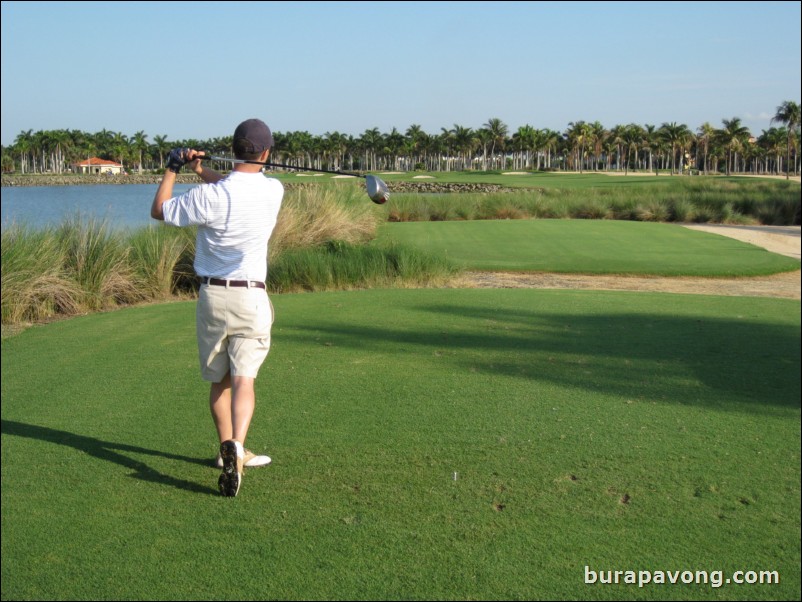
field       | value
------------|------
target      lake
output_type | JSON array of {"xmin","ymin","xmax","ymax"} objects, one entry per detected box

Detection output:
[{"xmin": 1, "ymin": 184, "xmax": 196, "ymax": 230}]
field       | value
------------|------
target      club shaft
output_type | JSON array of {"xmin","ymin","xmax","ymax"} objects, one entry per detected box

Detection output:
[{"xmin": 204, "ymin": 155, "xmax": 366, "ymax": 179}]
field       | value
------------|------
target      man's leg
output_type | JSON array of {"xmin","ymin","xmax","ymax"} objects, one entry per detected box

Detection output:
[
  {"xmin": 209, "ymin": 371, "xmax": 233, "ymax": 443},
  {"xmin": 210, "ymin": 373, "xmax": 256, "ymax": 444},
  {"xmin": 230, "ymin": 375, "xmax": 256, "ymax": 444},
  {"xmin": 216, "ymin": 375, "xmax": 256, "ymax": 497}
]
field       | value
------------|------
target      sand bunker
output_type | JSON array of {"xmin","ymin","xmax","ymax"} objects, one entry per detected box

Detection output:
[{"xmin": 413, "ymin": 175, "xmax": 435, "ymax": 179}]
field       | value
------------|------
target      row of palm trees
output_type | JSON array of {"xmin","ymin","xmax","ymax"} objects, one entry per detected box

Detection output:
[{"xmin": 3, "ymin": 101, "xmax": 799, "ymax": 178}]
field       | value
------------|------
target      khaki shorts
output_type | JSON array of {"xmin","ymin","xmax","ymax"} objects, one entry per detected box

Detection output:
[{"xmin": 196, "ymin": 283, "xmax": 274, "ymax": 382}]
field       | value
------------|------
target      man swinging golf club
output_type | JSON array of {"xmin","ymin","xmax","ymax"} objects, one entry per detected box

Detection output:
[{"xmin": 151, "ymin": 118, "xmax": 283, "ymax": 497}]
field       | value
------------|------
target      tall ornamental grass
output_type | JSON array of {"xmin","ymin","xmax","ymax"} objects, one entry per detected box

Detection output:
[
  {"xmin": 55, "ymin": 216, "xmax": 143, "ymax": 310},
  {"xmin": 0, "ymin": 187, "xmax": 419, "ymax": 326},
  {"xmin": 269, "ymin": 185, "xmax": 383, "ymax": 258},
  {"xmin": 382, "ymin": 178, "xmax": 800, "ymax": 224},
  {"xmin": 268, "ymin": 240, "xmax": 459, "ymax": 293},
  {"xmin": 127, "ymin": 226, "xmax": 196, "ymax": 299},
  {"xmin": 267, "ymin": 187, "xmax": 457, "ymax": 292},
  {"xmin": 1, "ymin": 224, "xmax": 82, "ymax": 324}
]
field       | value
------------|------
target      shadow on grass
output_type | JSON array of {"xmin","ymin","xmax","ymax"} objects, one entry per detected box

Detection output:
[
  {"xmin": 287, "ymin": 304, "xmax": 801, "ymax": 412},
  {"xmin": 1, "ymin": 420, "xmax": 218, "ymax": 496}
]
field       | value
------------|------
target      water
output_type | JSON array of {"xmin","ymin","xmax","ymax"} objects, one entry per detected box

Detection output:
[{"xmin": 1, "ymin": 184, "xmax": 196, "ymax": 231}]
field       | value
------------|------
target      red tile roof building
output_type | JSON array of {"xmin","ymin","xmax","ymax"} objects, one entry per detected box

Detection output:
[{"xmin": 73, "ymin": 157, "xmax": 124, "ymax": 175}]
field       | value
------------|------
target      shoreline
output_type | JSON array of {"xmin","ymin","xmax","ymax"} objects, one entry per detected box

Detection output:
[
  {"xmin": 3, "ymin": 171, "xmax": 799, "ymax": 188},
  {"xmin": 1, "ymin": 173, "xmax": 201, "ymax": 187}
]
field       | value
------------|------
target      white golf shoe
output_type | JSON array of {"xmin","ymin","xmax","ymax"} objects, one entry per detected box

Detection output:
[{"xmin": 215, "ymin": 448, "xmax": 272, "ymax": 469}]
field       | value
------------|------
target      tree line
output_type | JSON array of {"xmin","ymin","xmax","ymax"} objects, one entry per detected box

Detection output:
[{"xmin": 2, "ymin": 101, "xmax": 799, "ymax": 178}]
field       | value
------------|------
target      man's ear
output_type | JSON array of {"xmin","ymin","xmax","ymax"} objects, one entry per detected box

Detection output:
[{"xmin": 260, "ymin": 149, "xmax": 270, "ymax": 162}]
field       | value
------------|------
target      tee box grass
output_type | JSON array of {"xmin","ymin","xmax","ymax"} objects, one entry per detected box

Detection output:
[{"xmin": 2, "ymin": 288, "xmax": 800, "ymax": 600}]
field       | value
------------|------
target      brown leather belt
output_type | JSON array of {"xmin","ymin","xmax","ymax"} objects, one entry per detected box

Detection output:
[{"xmin": 201, "ymin": 277, "xmax": 265, "ymax": 289}]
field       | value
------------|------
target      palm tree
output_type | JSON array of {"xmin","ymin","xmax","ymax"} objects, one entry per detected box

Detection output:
[
  {"xmin": 772, "ymin": 100, "xmax": 800, "ymax": 179},
  {"xmin": 13, "ymin": 129, "xmax": 33, "ymax": 174},
  {"xmin": 405, "ymin": 124, "xmax": 427, "ymax": 170},
  {"xmin": 482, "ymin": 118, "xmax": 508, "ymax": 171},
  {"xmin": 131, "ymin": 130, "xmax": 148, "ymax": 173},
  {"xmin": 512, "ymin": 125, "xmax": 536, "ymax": 170},
  {"xmin": 565, "ymin": 121, "xmax": 592, "ymax": 172},
  {"xmin": 110, "ymin": 132, "xmax": 130, "ymax": 171},
  {"xmin": 542, "ymin": 129, "xmax": 561, "ymax": 169},
  {"xmin": 641, "ymin": 124, "xmax": 658, "ymax": 173},
  {"xmin": 621, "ymin": 125, "xmax": 643, "ymax": 175},
  {"xmin": 759, "ymin": 127, "xmax": 787, "ymax": 174},
  {"xmin": 607, "ymin": 125, "xmax": 627, "ymax": 171},
  {"xmin": 659, "ymin": 122, "xmax": 691, "ymax": 175},
  {"xmin": 384, "ymin": 127, "xmax": 405, "ymax": 171},
  {"xmin": 589, "ymin": 121, "xmax": 606, "ymax": 171},
  {"xmin": 719, "ymin": 117, "xmax": 751, "ymax": 175},
  {"xmin": 696, "ymin": 122, "xmax": 715, "ymax": 174},
  {"xmin": 150, "ymin": 134, "xmax": 168, "ymax": 170},
  {"xmin": 359, "ymin": 128, "xmax": 383, "ymax": 171},
  {"xmin": 449, "ymin": 125, "xmax": 476, "ymax": 171}
]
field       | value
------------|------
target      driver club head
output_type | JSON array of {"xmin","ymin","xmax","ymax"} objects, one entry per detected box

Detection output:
[{"xmin": 365, "ymin": 175, "xmax": 390, "ymax": 204}]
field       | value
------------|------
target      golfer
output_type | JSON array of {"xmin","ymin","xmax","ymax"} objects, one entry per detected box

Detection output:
[{"xmin": 150, "ymin": 118, "xmax": 284, "ymax": 497}]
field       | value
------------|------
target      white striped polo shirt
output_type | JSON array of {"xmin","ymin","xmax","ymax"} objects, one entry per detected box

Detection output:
[{"xmin": 162, "ymin": 171, "xmax": 284, "ymax": 282}]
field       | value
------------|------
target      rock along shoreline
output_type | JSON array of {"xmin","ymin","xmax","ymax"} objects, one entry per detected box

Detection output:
[
  {"xmin": 1, "ymin": 174, "xmax": 200, "ymax": 187},
  {"xmin": 1, "ymin": 173, "xmax": 524, "ymax": 194}
]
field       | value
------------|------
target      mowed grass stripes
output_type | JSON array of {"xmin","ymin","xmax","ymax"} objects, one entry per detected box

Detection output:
[
  {"xmin": 376, "ymin": 220, "xmax": 800, "ymax": 275},
  {"xmin": 2, "ymin": 289, "xmax": 800, "ymax": 600}
]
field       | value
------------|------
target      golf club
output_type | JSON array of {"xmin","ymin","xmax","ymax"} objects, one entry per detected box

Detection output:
[{"xmin": 199, "ymin": 154, "xmax": 390, "ymax": 204}]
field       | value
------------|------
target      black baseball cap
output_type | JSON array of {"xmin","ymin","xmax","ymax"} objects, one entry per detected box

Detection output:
[{"xmin": 233, "ymin": 118, "xmax": 274, "ymax": 153}]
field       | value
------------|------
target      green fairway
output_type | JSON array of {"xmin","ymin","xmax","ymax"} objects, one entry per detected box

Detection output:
[
  {"xmin": 2, "ymin": 289, "xmax": 800, "ymax": 600},
  {"xmin": 376, "ymin": 220, "xmax": 800, "ymax": 275},
  {"xmin": 276, "ymin": 170, "xmax": 795, "ymax": 190}
]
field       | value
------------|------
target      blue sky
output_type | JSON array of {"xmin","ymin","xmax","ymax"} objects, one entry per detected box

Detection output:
[{"xmin": 1, "ymin": 1, "xmax": 800, "ymax": 146}]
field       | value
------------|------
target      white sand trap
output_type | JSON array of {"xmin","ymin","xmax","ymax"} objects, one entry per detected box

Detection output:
[
  {"xmin": 502, "ymin": 172, "xmax": 529, "ymax": 175},
  {"xmin": 333, "ymin": 175, "xmax": 357, "ymax": 179},
  {"xmin": 295, "ymin": 173, "xmax": 325, "ymax": 177},
  {"xmin": 413, "ymin": 175, "xmax": 435, "ymax": 179},
  {"xmin": 381, "ymin": 171, "xmax": 403, "ymax": 175}
]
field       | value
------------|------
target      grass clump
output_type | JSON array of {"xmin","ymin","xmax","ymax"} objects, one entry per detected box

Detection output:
[
  {"xmin": 380, "ymin": 177, "xmax": 800, "ymax": 225},
  {"xmin": 127, "ymin": 226, "xmax": 196, "ymax": 298},
  {"xmin": 54, "ymin": 216, "xmax": 144, "ymax": 310},
  {"xmin": 1, "ymin": 224, "xmax": 82, "ymax": 324},
  {"xmin": 268, "ymin": 240, "xmax": 458, "ymax": 293},
  {"xmin": 269, "ymin": 185, "xmax": 382, "ymax": 258}
]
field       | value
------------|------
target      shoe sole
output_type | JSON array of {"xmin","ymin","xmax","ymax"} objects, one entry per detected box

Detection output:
[{"xmin": 218, "ymin": 440, "xmax": 241, "ymax": 497}]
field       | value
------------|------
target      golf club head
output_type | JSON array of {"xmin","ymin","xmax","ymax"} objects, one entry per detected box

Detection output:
[{"xmin": 365, "ymin": 175, "xmax": 390, "ymax": 204}]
